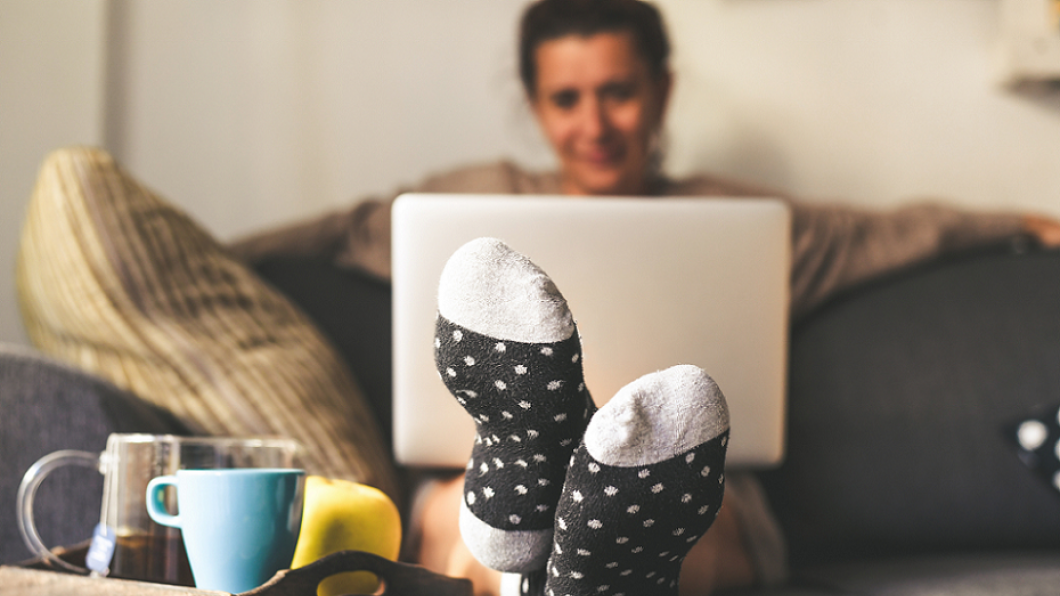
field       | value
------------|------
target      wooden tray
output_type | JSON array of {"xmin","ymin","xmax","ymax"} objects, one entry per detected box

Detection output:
[{"xmin": 2, "ymin": 550, "xmax": 472, "ymax": 596}]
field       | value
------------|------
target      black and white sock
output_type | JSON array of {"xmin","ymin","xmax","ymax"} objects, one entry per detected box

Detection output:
[
  {"xmin": 543, "ymin": 365, "xmax": 729, "ymax": 596},
  {"xmin": 436, "ymin": 238, "xmax": 595, "ymax": 573}
]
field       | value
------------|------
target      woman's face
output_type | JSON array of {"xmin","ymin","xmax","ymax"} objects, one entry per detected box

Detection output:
[{"xmin": 530, "ymin": 31, "xmax": 671, "ymax": 196}]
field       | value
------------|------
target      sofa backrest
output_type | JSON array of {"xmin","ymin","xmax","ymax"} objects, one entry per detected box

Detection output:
[{"xmin": 761, "ymin": 247, "xmax": 1060, "ymax": 568}]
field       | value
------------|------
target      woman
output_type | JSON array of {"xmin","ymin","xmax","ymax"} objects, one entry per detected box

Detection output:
[
  {"xmin": 231, "ymin": 1, "xmax": 1060, "ymax": 321},
  {"xmin": 231, "ymin": 1, "xmax": 1060, "ymax": 594}
]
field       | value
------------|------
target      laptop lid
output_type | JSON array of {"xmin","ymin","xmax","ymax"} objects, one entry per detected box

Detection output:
[{"xmin": 392, "ymin": 194, "xmax": 790, "ymax": 469}]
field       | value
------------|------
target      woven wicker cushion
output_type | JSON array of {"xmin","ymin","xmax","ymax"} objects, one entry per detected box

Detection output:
[{"xmin": 16, "ymin": 146, "xmax": 399, "ymax": 499}]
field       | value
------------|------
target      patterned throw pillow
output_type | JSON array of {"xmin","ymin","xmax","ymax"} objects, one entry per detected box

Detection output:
[
  {"xmin": 16, "ymin": 146, "xmax": 399, "ymax": 500},
  {"xmin": 1011, "ymin": 403, "xmax": 1060, "ymax": 494}
]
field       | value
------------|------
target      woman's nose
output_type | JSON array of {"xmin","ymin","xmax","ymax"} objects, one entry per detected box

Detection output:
[{"xmin": 580, "ymin": 99, "xmax": 610, "ymax": 140}]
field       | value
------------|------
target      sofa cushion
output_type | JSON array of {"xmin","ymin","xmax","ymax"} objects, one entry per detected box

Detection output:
[
  {"xmin": 760, "ymin": 247, "xmax": 1060, "ymax": 567},
  {"xmin": 15, "ymin": 147, "xmax": 399, "ymax": 500}
]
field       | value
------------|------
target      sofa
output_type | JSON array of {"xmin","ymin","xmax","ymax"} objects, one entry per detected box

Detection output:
[{"xmin": 3, "ymin": 147, "xmax": 1060, "ymax": 593}]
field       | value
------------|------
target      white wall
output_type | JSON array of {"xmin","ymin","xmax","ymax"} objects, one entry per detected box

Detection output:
[
  {"xmin": 3, "ymin": 0, "xmax": 1060, "ymax": 345},
  {"xmin": 106, "ymin": 0, "xmax": 552, "ymax": 240},
  {"xmin": 661, "ymin": 0, "xmax": 1060, "ymax": 214},
  {"xmin": 0, "ymin": 0, "xmax": 107, "ymax": 346}
]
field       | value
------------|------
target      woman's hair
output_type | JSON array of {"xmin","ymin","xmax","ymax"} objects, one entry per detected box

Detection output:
[{"xmin": 518, "ymin": 0, "xmax": 671, "ymax": 96}]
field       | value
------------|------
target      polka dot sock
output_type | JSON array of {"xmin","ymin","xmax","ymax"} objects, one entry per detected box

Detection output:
[
  {"xmin": 542, "ymin": 365, "xmax": 730, "ymax": 596},
  {"xmin": 436, "ymin": 238, "xmax": 596, "ymax": 573}
]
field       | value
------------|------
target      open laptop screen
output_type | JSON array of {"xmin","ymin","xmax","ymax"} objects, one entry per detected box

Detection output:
[{"xmin": 392, "ymin": 194, "xmax": 790, "ymax": 469}]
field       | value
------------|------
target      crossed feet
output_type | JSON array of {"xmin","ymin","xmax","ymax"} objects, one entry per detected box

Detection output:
[{"xmin": 425, "ymin": 238, "xmax": 747, "ymax": 596}]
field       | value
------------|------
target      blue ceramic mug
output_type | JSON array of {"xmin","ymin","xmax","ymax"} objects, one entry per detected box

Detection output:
[{"xmin": 146, "ymin": 468, "xmax": 305, "ymax": 593}]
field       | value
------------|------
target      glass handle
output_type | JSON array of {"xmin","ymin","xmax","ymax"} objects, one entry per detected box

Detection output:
[{"xmin": 16, "ymin": 450, "xmax": 101, "ymax": 573}]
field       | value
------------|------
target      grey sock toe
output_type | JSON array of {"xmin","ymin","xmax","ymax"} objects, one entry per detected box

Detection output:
[
  {"xmin": 585, "ymin": 364, "xmax": 729, "ymax": 467},
  {"xmin": 438, "ymin": 237, "xmax": 575, "ymax": 344}
]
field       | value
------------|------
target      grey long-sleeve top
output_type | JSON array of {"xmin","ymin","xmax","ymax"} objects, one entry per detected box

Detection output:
[{"xmin": 228, "ymin": 161, "xmax": 1024, "ymax": 321}]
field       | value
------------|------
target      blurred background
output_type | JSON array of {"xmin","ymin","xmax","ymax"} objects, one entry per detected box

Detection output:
[{"xmin": 3, "ymin": 0, "xmax": 1060, "ymax": 346}]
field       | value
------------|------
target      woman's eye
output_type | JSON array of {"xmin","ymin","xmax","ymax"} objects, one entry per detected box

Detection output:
[
  {"xmin": 602, "ymin": 83, "xmax": 635, "ymax": 102},
  {"xmin": 551, "ymin": 90, "xmax": 578, "ymax": 109}
]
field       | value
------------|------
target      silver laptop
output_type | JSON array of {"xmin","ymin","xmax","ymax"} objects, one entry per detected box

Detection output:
[{"xmin": 392, "ymin": 194, "xmax": 790, "ymax": 469}]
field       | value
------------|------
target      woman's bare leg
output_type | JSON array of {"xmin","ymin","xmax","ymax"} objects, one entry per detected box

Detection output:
[
  {"xmin": 416, "ymin": 474, "xmax": 502, "ymax": 596},
  {"xmin": 678, "ymin": 500, "xmax": 756, "ymax": 595}
]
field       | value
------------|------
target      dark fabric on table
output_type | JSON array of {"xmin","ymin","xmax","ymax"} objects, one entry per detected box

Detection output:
[
  {"xmin": 0, "ymin": 346, "xmax": 189, "ymax": 564},
  {"xmin": 760, "ymin": 247, "xmax": 1060, "ymax": 568},
  {"xmin": 252, "ymin": 257, "xmax": 394, "ymax": 456}
]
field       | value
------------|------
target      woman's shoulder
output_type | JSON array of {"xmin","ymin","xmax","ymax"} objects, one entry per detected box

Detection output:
[
  {"xmin": 415, "ymin": 160, "xmax": 562, "ymax": 195},
  {"xmin": 409, "ymin": 162, "xmax": 787, "ymax": 199}
]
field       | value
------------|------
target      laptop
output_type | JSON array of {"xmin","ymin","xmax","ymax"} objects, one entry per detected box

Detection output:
[{"xmin": 392, "ymin": 194, "xmax": 790, "ymax": 469}]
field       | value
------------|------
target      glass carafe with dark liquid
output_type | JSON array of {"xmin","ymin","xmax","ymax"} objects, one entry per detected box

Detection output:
[{"xmin": 18, "ymin": 434, "xmax": 303, "ymax": 586}]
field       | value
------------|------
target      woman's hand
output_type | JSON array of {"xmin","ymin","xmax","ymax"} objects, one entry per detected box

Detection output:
[{"xmin": 1022, "ymin": 214, "xmax": 1060, "ymax": 248}]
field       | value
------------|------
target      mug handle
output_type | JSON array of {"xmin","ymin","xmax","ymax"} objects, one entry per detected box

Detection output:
[
  {"xmin": 16, "ymin": 450, "xmax": 101, "ymax": 574},
  {"xmin": 145, "ymin": 476, "xmax": 182, "ymax": 528}
]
